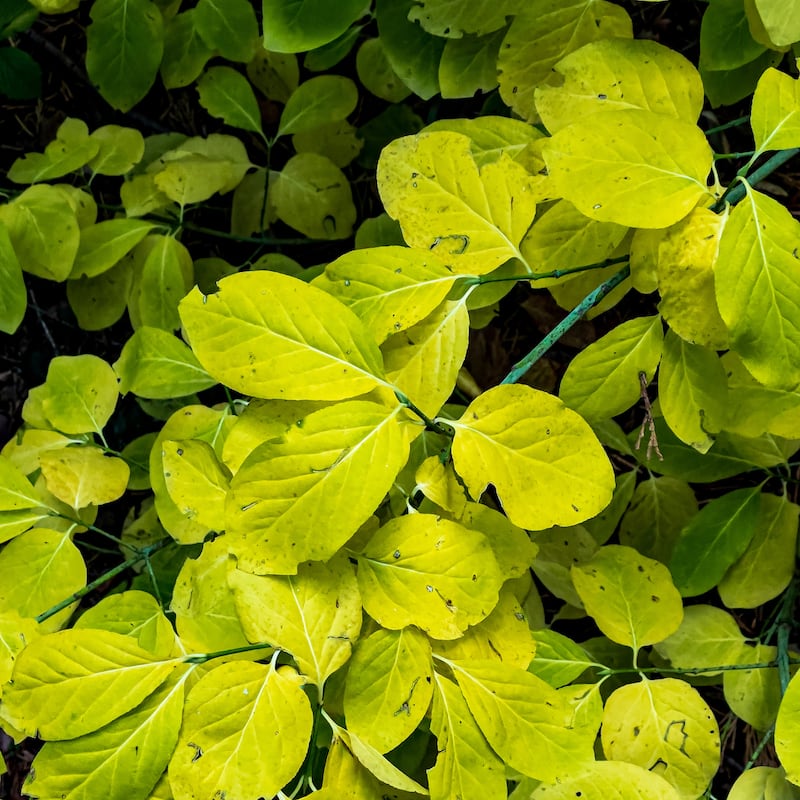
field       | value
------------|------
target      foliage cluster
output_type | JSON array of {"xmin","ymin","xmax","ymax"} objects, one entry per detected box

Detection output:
[{"xmin": 2, "ymin": 1, "xmax": 800, "ymax": 799}]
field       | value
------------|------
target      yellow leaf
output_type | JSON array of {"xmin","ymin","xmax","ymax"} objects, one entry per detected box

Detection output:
[
  {"xmin": 356, "ymin": 514, "xmax": 503, "ymax": 640},
  {"xmin": 449, "ymin": 384, "xmax": 614, "ymax": 530},
  {"xmin": 415, "ymin": 456, "xmax": 469, "ymax": 517},
  {"xmin": 571, "ymin": 545, "xmax": 684, "ymax": 652},
  {"xmin": 88, "ymin": 124, "xmax": 146, "ymax": 176},
  {"xmin": 168, "ymin": 660, "xmax": 312, "ymax": 800},
  {"xmin": 229, "ymin": 555, "xmax": 361, "ymax": 687},
  {"xmin": 531, "ymin": 525, "xmax": 599, "ymax": 609},
  {"xmin": 226, "ymin": 401, "xmax": 409, "ymax": 574},
  {"xmin": 320, "ymin": 734, "xmax": 384, "ymax": 798},
  {"xmin": 542, "ymin": 109, "xmax": 713, "ymax": 228},
  {"xmin": 601, "ymin": 678, "xmax": 720, "ymax": 800},
  {"xmin": 529, "ymin": 629, "xmax": 598, "ymax": 688},
  {"xmin": 40, "ymin": 446, "xmax": 129, "ymax": 509},
  {"xmin": 344, "ymin": 627, "xmax": 433, "ymax": 752},
  {"xmin": 776, "ymin": 671, "xmax": 800, "ymax": 786},
  {"xmin": 728, "ymin": 766, "xmax": 800, "ymax": 800},
  {"xmin": 70, "ymin": 218, "xmax": 156, "ymax": 279},
  {"xmin": 752, "ymin": 68, "xmax": 800, "ymax": 155},
  {"xmin": 179, "ymin": 271, "xmax": 386, "ymax": 401},
  {"xmin": 724, "ymin": 643, "xmax": 781, "ymax": 730},
  {"xmin": 0, "ymin": 612, "xmax": 40, "ymax": 697}
]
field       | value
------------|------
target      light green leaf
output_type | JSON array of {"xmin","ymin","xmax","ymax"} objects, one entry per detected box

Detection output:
[
  {"xmin": 449, "ymin": 383, "xmax": 614, "ymax": 530},
  {"xmin": 40, "ymin": 446, "xmax": 129, "ymax": 509},
  {"xmin": 542, "ymin": 109, "xmax": 713, "ymax": 228},
  {"xmin": 120, "ymin": 173, "xmax": 172, "ymax": 218},
  {"xmin": 88, "ymin": 125, "xmax": 146, "ymax": 175},
  {"xmin": 531, "ymin": 525, "xmax": 598, "ymax": 608},
  {"xmin": 278, "ymin": 75, "xmax": 358, "ymax": 137},
  {"xmin": 8, "ymin": 118, "xmax": 99, "ymax": 183},
  {"xmin": 535, "ymin": 38, "xmax": 704, "ymax": 134},
  {"xmin": 0, "ymin": 222, "xmax": 26, "ymax": 334},
  {"xmin": 529, "ymin": 630, "xmax": 600, "ymax": 688},
  {"xmin": 171, "ymin": 538, "xmax": 251, "ymax": 654},
  {"xmin": 292, "ymin": 120, "xmax": 363, "ymax": 167},
  {"xmin": 179, "ymin": 271, "xmax": 385, "ymax": 400},
  {"xmin": 655, "ymin": 605, "xmax": 748, "ymax": 677},
  {"xmin": 319, "ymin": 734, "xmax": 385, "ymax": 798},
  {"xmin": 86, "ymin": 0, "xmax": 164, "ymax": 111},
  {"xmin": 168, "ymin": 660, "xmax": 312, "ymax": 799},
  {"xmin": 448, "ymin": 658, "xmax": 593, "ymax": 782},
  {"xmin": 497, "ymin": 0, "xmax": 632, "ymax": 120},
  {"xmin": 197, "ymin": 66, "xmax": 263, "ymax": 135},
  {"xmin": 718, "ymin": 493, "xmax": 799, "ymax": 608},
  {"xmin": 246, "ymin": 48, "xmax": 299, "ymax": 103},
  {"xmin": 439, "ymin": 29, "xmax": 504, "ymax": 100},
  {"xmin": 23, "ymin": 670, "xmax": 187, "ymax": 800},
  {"xmin": 702, "ymin": 50, "xmax": 781, "ymax": 109},
  {"xmin": 724, "ymin": 643, "xmax": 781, "ymax": 730},
  {"xmin": 377, "ymin": 132, "xmax": 538, "ymax": 275},
  {"xmin": 356, "ymin": 514, "xmax": 503, "ymax": 640},
  {"xmin": 194, "ymin": 0, "xmax": 257, "ymax": 62},
  {"xmin": 618, "ymin": 476, "xmax": 697, "ymax": 564},
  {"xmin": 0, "ymin": 508, "xmax": 50, "ymax": 544},
  {"xmin": 70, "ymin": 218, "xmax": 156, "ymax": 280},
  {"xmin": 344, "ymin": 627, "xmax": 433, "ymax": 753},
  {"xmin": 0, "ymin": 612, "xmax": 40, "ymax": 698},
  {"xmin": 716, "ymin": 187, "xmax": 800, "ymax": 389},
  {"xmin": 261, "ymin": 0, "xmax": 367, "ymax": 53},
  {"xmin": 728, "ymin": 766, "xmax": 800, "ymax": 800},
  {"xmin": 427, "ymin": 673, "xmax": 506, "ymax": 800},
  {"xmin": 114, "ymin": 327, "xmax": 216, "ymax": 399},
  {"xmin": 776, "ymin": 671, "xmax": 800, "ymax": 786},
  {"xmin": 356, "ymin": 38, "xmax": 411, "ymax": 103},
  {"xmin": 2, "ymin": 628, "xmax": 180, "ymax": 739},
  {"xmin": 699, "ymin": 0, "xmax": 766, "ymax": 72},
  {"xmin": 0, "ymin": 184, "xmax": 80, "ymax": 281},
  {"xmin": 669, "ymin": 487, "xmax": 761, "ymax": 597},
  {"xmin": 559, "ymin": 315, "xmax": 663, "ymax": 422},
  {"xmin": 384, "ymin": 298, "xmax": 470, "ymax": 417},
  {"xmin": 408, "ymin": 0, "xmax": 518, "ymax": 37},
  {"xmin": 272, "ymin": 152, "xmax": 356, "ymax": 239},
  {"xmin": 530, "ymin": 760, "xmax": 682, "ymax": 800},
  {"xmin": 162, "ymin": 440, "xmax": 230, "ymax": 530},
  {"xmin": 584, "ymin": 470, "xmax": 636, "ymax": 545},
  {"xmin": 160, "ymin": 9, "xmax": 214, "ymax": 89},
  {"xmin": 226, "ymin": 401, "xmax": 408, "ymax": 574},
  {"xmin": 229, "ymin": 555, "xmax": 361, "ymax": 687},
  {"xmin": 231, "ymin": 168, "xmax": 276, "ymax": 236},
  {"xmin": 313, "ymin": 246, "xmax": 458, "ymax": 344},
  {"xmin": 138, "ymin": 234, "xmax": 193, "ymax": 332},
  {"xmin": 753, "ymin": 0, "xmax": 800, "ymax": 47},
  {"xmin": 0, "ymin": 528, "xmax": 86, "ymax": 632},
  {"xmin": 601, "ymin": 678, "xmax": 720, "ymax": 800},
  {"xmin": 571, "ymin": 545, "xmax": 684, "ymax": 651}
]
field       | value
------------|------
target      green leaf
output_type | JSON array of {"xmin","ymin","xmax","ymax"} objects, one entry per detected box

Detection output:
[
  {"xmin": 227, "ymin": 401, "xmax": 409, "ymax": 574},
  {"xmin": 655, "ymin": 605, "xmax": 748, "ymax": 677},
  {"xmin": 160, "ymin": 9, "xmax": 214, "ymax": 89},
  {"xmin": 448, "ymin": 658, "xmax": 594, "ymax": 782},
  {"xmin": 584, "ymin": 470, "xmax": 636, "ymax": 545},
  {"xmin": 427, "ymin": 673, "xmax": 506, "ymax": 800},
  {"xmin": 716, "ymin": 187, "xmax": 800, "ymax": 389},
  {"xmin": 449, "ymin": 384, "xmax": 614, "ymax": 530},
  {"xmin": 0, "ymin": 528, "xmax": 86, "ymax": 632},
  {"xmin": 571, "ymin": 545, "xmax": 684, "ymax": 652},
  {"xmin": 530, "ymin": 760, "xmax": 682, "ymax": 800},
  {"xmin": 292, "ymin": 120, "xmax": 363, "ymax": 168},
  {"xmin": 534, "ymin": 38, "xmax": 704, "ymax": 133},
  {"xmin": 699, "ymin": 0, "xmax": 766, "ymax": 71},
  {"xmin": 752, "ymin": 0, "xmax": 800, "ymax": 45},
  {"xmin": 0, "ymin": 47, "xmax": 41, "ymax": 100},
  {"xmin": 0, "ymin": 612, "xmax": 40, "ymax": 697},
  {"xmin": 776, "ymin": 671, "xmax": 800, "ymax": 786},
  {"xmin": 718, "ymin": 493, "xmax": 799, "ymax": 608},
  {"xmin": 247, "ymin": 48, "xmax": 299, "ymax": 103},
  {"xmin": 439, "ymin": 29, "xmax": 504, "ymax": 100},
  {"xmin": 0, "ymin": 184, "xmax": 80, "ymax": 281},
  {"xmin": 728, "ymin": 766, "xmax": 800, "ymax": 800},
  {"xmin": 194, "ymin": 0, "xmax": 257, "ymax": 62},
  {"xmin": 702, "ymin": 50, "xmax": 782, "ymax": 109},
  {"xmin": 2, "ymin": 628, "xmax": 180, "ymax": 739},
  {"xmin": 114, "ymin": 327, "xmax": 216, "ymax": 399},
  {"xmin": 723, "ymin": 643, "xmax": 781, "ymax": 730},
  {"xmin": 278, "ymin": 75, "xmax": 358, "ymax": 137},
  {"xmin": 7, "ymin": 118, "xmax": 99, "ymax": 183},
  {"xmin": 0, "ymin": 222, "xmax": 26, "ymax": 334},
  {"xmin": 197, "ymin": 66, "xmax": 263, "ymax": 135},
  {"xmin": 24, "ymin": 670, "xmax": 187, "ymax": 800},
  {"xmin": 70, "ymin": 218, "xmax": 156, "ymax": 280},
  {"xmin": 356, "ymin": 514, "xmax": 504, "ymax": 640},
  {"xmin": 356, "ymin": 38, "xmax": 411, "ymax": 103},
  {"xmin": 40, "ymin": 446, "xmax": 130, "ymax": 508},
  {"xmin": 408, "ymin": 0, "xmax": 518, "ymax": 37},
  {"xmin": 344, "ymin": 627, "xmax": 433, "ymax": 753},
  {"xmin": 378, "ymin": 132, "xmax": 538, "ymax": 275},
  {"xmin": 261, "ymin": 0, "xmax": 367, "ymax": 53},
  {"xmin": 272, "ymin": 153, "xmax": 356, "ymax": 239},
  {"xmin": 497, "ymin": 0, "xmax": 632, "ymax": 120},
  {"xmin": 88, "ymin": 125, "xmax": 146, "ymax": 176},
  {"xmin": 529, "ymin": 630, "xmax": 600, "ymax": 688},
  {"xmin": 168, "ymin": 660, "xmax": 313, "ymax": 798},
  {"xmin": 559, "ymin": 315, "xmax": 663, "ymax": 422},
  {"xmin": 603, "ymin": 678, "xmax": 720, "ymax": 799},
  {"xmin": 180, "ymin": 271, "xmax": 384, "ymax": 400},
  {"xmin": 229, "ymin": 555, "xmax": 362, "ymax": 687},
  {"xmin": 531, "ymin": 525, "xmax": 598, "ymax": 608},
  {"xmin": 669, "ymin": 487, "xmax": 762, "ymax": 597},
  {"xmin": 542, "ymin": 109, "xmax": 713, "ymax": 228},
  {"xmin": 86, "ymin": 0, "xmax": 164, "ymax": 111},
  {"xmin": 137, "ymin": 234, "xmax": 193, "ymax": 332}
]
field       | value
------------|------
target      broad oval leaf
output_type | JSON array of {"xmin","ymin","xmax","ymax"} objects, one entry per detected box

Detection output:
[
  {"xmin": 179, "ymin": 270, "xmax": 385, "ymax": 400},
  {"xmin": 529, "ymin": 629, "xmax": 599, "ymax": 688},
  {"xmin": 0, "ymin": 222, "xmax": 26, "ymax": 334},
  {"xmin": 40, "ymin": 446, "xmax": 129, "ymax": 509},
  {"xmin": 278, "ymin": 75, "xmax": 359, "ymax": 137},
  {"xmin": 753, "ymin": 0, "xmax": 800, "ymax": 48},
  {"xmin": 161, "ymin": 9, "xmax": 214, "ymax": 89},
  {"xmin": 449, "ymin": 384, "xmax": 614, "ymax": 530},
  {"xmin": 776, "ymin": 670, "xmax": 800, "ymax": 786},
  {"xmin": 168, "ymin": 660, "xmax": 312, "ymax": 800},
  {"xmin": 226, "ymin": 401, "xmax": 409, "ymax": 574},
  {"xmin": 571, "ymin": 545, "xmax": 684, "ymax": 652},
  {"xmin": 752, "ymin": 69, "xmax": 800, "ymax": 154},
  {"xmin": 261, "ymin": 0, "xmax": 367, "ymax": 53},
  {"xmin": 88, "ymin": 124, "xmax": 146, "ymax": 176},
  {"xmin": 70, "ymin": 218, "xmax": 156, "ymax": 280},
  {"xmin": 194, "ymin": 0, "xmax": 257, "ymax": 62},
  {"xmin": 197, "ymin": 66, "xmax": 263, "ymax": 135},
  {"xmin": 137, "ymin": 234, "xmax": 194, "ymax": 332},
  {"xmin": 601, "ymin": 678, "xmax": 720, "ymax": 800},
  {"xmin": 542, "ymin": 109, "xmax": 713, "ymax": 228},
  {"xmin": 409, "ymin": 0, "xmax": 518, "ymax": 38},
  {"xmin": 723, "ymin": 643, "xmax": 781, "ymax": 731},
  {"xmin": 344, "ymin": 627, "xmax": 433, "ymax": 753},
  {"xmin": 356, "ymin": 514, "xmax": 504, "ymax": 640},
  {"xmin": 728, "ymin": 766, "xmax": 800, "ymax": 800},
  {"xmin": 229, "ymin": 555, "xmax": 362, "ymax": 687}
]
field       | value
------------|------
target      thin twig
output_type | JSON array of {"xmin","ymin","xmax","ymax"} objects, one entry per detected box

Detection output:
[{"xmin": 635, "ymin": 371, "xmax": 663, "ymax": 461}]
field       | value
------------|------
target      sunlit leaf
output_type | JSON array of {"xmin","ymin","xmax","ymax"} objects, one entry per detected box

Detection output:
[
  {"xmin": 197, "ymin": 66, "xmax": 263, "ymax": 135},
  {"xmin": 261, "ymin": 0, "xmax": 367, "ymax": 53},
  {"xmin": 40, "ymin": 446, "xmax": 129, "ymax": 509},
  {"xmin": 0, "ymin": 222, "xmax": 27, "ymax": 334},
  {"xmin": 776, "ymin": 671, "xmax": 800, "ymax": 786},
  {"xmin": 278, "ymin": 75, "xmax": 358, "ymax": 137},
  {"xmin": 724, "ymin": 643, "xmax": 781, "ymax": 730},
  {"xmin": 70, "ymin": 218, "xmax": 156, "ymax": 280}
]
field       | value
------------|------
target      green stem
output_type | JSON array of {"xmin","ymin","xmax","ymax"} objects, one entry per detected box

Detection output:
[
  {"xmin": 744, "ymin": 724, "xmax": 775, "ymax": 771},
  {"xmin": 501, "ymin": 264, "xmax": 630, "ymax": 385},
  {"xmin": 713, "ymin": 151, "xmax": 755, "ymax": 160},
  {"xmin": 53, "ymin": 513, "xmax": 134, "ymax": 551},
  {"xmin": 395, "ymin": 390, "xmax": 454, "ymax": 437},
  {"xmin": 713, "ymin": 147, "xmax": 800, "ymax": 210},
  {"xmin": 469, "ymin": 256, "xmax": 629, "ymax": 287},
  {"xmin": 776, "ymin": 577, "xmax": 797, "ymax": 694},
  {"xmin": 184, "ymin": 640, "xmax": 275, "ymax": 664},
  {"xmin": 36, "ymin": 538, "xmax": 172, "ymax": 623},
  {"xmin": 704, "ymin": 115, "xmax": 750, "ymax": 135},
  {"xmin": 601, "ymin": 657, "xmax": 800, "ymax": 678}
]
